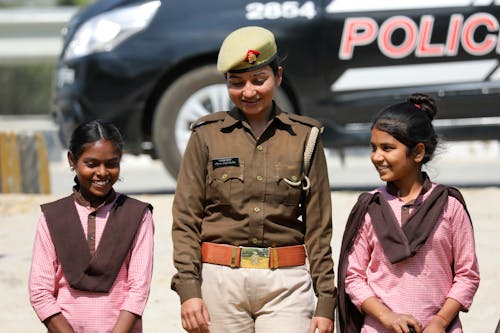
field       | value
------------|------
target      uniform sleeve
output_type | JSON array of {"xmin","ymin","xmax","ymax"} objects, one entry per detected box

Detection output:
[
  {"xmin": 171, "ymin": 131, "xmax": 208, "ymax": 303},
  {"xmin": 29, "ymin": 214, "xmax": 62, "ymax": 321},
  {"xmin": 344, "ymin": 215, "xmax": 377, "ymax": 311},
  {"xmin": 303, "ymin": 138, "xmax": 337, "ymax": 319},
  {"xmin": 121, "ymin": 209, "xmax": 155, "ymax": 315},
  {"xmin": 446, "ymin": 197, "xmax": 480, "ymax": 311}
]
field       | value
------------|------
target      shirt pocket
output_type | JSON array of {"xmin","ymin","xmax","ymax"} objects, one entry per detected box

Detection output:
[
  {"xmin": 270, "ymin": 162, "xmax": 303, "ymax": 206},
  {"xmin": 207, "ymin": 163, "xmax": 245, "ymax": 204}
]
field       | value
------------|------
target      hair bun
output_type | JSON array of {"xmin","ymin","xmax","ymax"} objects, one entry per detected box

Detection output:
[{"xmin": 407, "ymin": 93, "xmax": 437, "ymax": 120}]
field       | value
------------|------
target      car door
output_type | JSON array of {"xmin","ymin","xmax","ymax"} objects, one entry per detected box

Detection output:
[{"xmin": 319, "ymin": 0, "xmax": 500, "ymax": 127}]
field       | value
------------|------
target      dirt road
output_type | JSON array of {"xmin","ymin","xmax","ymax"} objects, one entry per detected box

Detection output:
[{"xmin": 1, "ymin": 189, "xmax": 498, "ymax": 332}]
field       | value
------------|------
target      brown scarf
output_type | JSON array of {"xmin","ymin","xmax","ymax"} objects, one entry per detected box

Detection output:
[
  {"xmin": 337, "ymin": 183, "xmax": 470, "ymax": 333},
  {"xmin": 42, "ymin": 194, "xmax": 152, "ymax": 292}
]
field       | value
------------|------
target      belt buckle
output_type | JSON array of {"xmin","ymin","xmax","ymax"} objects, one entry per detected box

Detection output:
[{"xmin": 240, "ymin": 247, "xmax": 269, "ymax": 269}]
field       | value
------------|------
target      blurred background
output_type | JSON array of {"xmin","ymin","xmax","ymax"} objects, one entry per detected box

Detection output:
[
  {"xmin": 0, "ymin": 0, "xmax": 81, "ymax": 117},
  {"xmin": 1, "ymin": 0, "xmax": 500, "ymax": 195}
]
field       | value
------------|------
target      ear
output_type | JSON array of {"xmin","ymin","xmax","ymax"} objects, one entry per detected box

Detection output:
[
  {"xmin": 413, "ymin": 143, "xmax": 426, "ymax": 163},
  {"xmin": 276, "ymin": 66, "xmax": 283, "ymax": 87},
  {"xmin": 67, "ymin": 151, "xmax": 76, "ymax": 169}
]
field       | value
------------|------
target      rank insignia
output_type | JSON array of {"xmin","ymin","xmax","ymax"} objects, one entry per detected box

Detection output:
[{"xmin": 245, "ymin": 49, "xmax": 260, "ymax": 64}]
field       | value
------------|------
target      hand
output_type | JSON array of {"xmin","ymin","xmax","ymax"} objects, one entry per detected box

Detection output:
[
  {"xmin": 379, "ymin": 311, "xmax": 422, "ymax": 333},
  {"xmin": 308, "ymin": 316, "xmax": 334, "ymax": 333},
  {"xmin": 181, "ymin": 298, "xmax": 211, "ymax": 333}
]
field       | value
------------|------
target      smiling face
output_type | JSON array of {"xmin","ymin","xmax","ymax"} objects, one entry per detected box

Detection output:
[
  {"xmin": 226, "ymin": 65, "xmax": 283, "ymax": 120},
  {"xmin": 68, "ymin": 139, "xmax": 121, "ymax": 207},
  {"xmin": 370, "ymin": 128, "xmax": 424, "ymax": 185}
]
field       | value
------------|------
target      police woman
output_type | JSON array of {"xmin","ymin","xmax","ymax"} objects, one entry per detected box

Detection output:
[{"xmin": 171, "ymin": 26, "xmax": 336, "ymax": 333}]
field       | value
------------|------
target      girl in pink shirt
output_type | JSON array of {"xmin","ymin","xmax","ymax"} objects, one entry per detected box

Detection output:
[
  {"xmin": 338, "ymin": 93, "xmax": 480, "ymax": 333},
  {"xmin": 29, "ymin": 120, "xmax": 154, "ymax": 333}
]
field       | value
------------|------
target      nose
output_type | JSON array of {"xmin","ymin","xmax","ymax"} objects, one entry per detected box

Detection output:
[
  {"xmin": 96, "ymin": 164, "xmax": 108, "ymax": 177},
  {"xmin": 371, "ymin": 148, "xmax": 383, "ymax": 163},
  {"xmin": 242, "ymin": 82, "xmax": 256, "ymax": 99}
]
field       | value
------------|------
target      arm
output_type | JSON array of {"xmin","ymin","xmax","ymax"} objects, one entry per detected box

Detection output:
[
  {"xmin": 119, "ymin": 209, "xmax": 155, "ymax": 324},
  {"xmin": 445, "ymin": 197, "xmax": 480, "ymax": 311},
  {"xmin": 424, "ymin": 197, "xmax": 480, "ymax": 332},
  {"xmin": 111, "ymin": 310, "xmax": 140, "ymax": 333},
  {"xmin": 29, "ymin": 215, "xmax": 68, "ymax": 325},
  {"xmin": 345, "ymin": 216, "xmax": 421, "ymax": 333},
  {"xmin": 43, "ymin": 313, "xmax": 75, "ymax": 333},
  {"xmin": 423, "ymin": 298, "xmax": 461, "ymax": 333},
  {"xmin": 171, "ymin": 131, "xmax": 211, "ymax": 331},
  {"xmin": 303, "ymin": 138, "xmax": 336, "ymax": 326}
]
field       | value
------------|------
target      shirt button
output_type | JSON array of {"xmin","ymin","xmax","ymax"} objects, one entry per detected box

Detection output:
[
  {"xmin": 88, "ymin": 235, "xmax": 94, "ymax": 240},
  {"xmin": 256, "ymin": 145, "xmax": 263, "ymax": 151},
  {"xmin": 252, "ymin": 238, "xmax": 259, "ymax": 244},
  {"xmin": 256, "ymin": 175, "xmax": 263, "ymax": 181},
  {"xmin": 221, "ymin": 173, "xmax": 228, "ymax": 179},
  {"xmin": 253, "ymin": 207, "xmax": 261, "ymax": 212}
]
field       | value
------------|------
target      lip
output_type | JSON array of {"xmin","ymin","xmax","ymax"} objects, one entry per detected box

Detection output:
[
  {"xmin": 375, "ymin": 165, "xmax": 390, "ymax": 172},
  {"xmin": 91, "ymin": 179, "xmax": 110, "ymax": 187},
  {"xmin": 241, "ymin": 97, "xmax": 260, "ymax": 104}
]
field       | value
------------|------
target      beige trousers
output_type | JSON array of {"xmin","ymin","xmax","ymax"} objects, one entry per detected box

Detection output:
[{"xmin": 201, "ymin": 263, "xmax": 316, "ymax": 333}]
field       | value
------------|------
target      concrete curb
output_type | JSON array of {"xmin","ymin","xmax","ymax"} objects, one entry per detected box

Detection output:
[{"xmin": 0, "ymin": 131, "xmax": 51, "ymax": 193}]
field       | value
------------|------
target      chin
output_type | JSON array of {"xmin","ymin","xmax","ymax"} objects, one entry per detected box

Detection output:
[
  {"xmin": 241, "ymin": 107, "xmax": 262, "ymax": 115},
  {"xmin": 91, "ymin": 187, "xmax": 111, "ymax": 196},
  {"xmin": 377, "ymin": 173, "xmax": 392, "ymax": 182}
]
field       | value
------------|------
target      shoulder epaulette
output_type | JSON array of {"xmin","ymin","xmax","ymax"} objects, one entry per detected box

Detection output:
[
  {"xmin": 190, "ymin": 111, "xmax": 227, "ymax": 130},
  {"xmin": 287, "ymin": 113, "xmax": 324, "ymax": 132}
]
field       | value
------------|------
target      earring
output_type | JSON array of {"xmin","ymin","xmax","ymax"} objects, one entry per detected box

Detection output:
[{"xmin": 70, "ymin": 166, "xmax": 75, "ymax": 171}]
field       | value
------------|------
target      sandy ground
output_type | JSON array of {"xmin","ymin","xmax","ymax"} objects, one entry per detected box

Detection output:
[{"xmin": 1, "ymin": 189, "xmax": 499, "ymax": 332}]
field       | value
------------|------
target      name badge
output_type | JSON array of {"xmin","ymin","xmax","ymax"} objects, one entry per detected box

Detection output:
[{"xmin": 212, "ymin": 157, "xmax": 239, "ymax": 169}]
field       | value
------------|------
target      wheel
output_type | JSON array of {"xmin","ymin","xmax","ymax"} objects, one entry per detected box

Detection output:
[{"xmin": 153, "ymin": 64, "xmax": 295, "ymax": 178}]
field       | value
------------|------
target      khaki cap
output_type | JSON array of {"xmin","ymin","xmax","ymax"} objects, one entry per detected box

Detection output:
[{"xmin": 217, "ymin": 26, "xmax": 277, "ymax": 73}]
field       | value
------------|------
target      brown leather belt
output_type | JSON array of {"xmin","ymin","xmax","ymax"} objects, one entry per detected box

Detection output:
[{"xmin": 201, "ymin": 242, "xmax": 306, "ymax": 269}]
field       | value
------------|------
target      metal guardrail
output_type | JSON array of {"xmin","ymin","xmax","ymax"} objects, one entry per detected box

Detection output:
[{"xmin": 0, "ymin": 7, "xmax": 77, "ymax": 61}]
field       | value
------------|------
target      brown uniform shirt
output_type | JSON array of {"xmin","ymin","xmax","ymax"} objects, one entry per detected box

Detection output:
[{"xmin": 171, "ymin": 105, "xmax": 336, "ymax": 319}]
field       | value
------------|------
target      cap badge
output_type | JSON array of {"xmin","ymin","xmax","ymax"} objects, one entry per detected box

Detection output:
[{"xmin": 245, "ymin": 49, "xmax": 260, "ymax": 64}]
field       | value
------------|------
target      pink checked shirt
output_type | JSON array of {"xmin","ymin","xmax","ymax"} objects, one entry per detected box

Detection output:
[
  {"xmin": 345, "ymin": 184, "xmax": 479, "ymax": 333},
  {"xmin": 29, "ymin": 195, "xmax": 154, "ymax": 333}
]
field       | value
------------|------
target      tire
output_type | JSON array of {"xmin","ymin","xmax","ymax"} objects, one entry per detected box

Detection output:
[{"xmin": 153, "ymin": 64, "xmax": 295, "ymax": 178}]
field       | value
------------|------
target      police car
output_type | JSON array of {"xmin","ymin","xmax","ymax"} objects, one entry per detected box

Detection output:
[{"xmin": 53, "ymin": 0, "xmax": 500, "ymax": 177}]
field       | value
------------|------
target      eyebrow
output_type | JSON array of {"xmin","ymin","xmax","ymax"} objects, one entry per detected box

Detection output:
[
  {"xmin": 82, "ymin": 156, "xmax": 120, "ymax": 162},
  {"xmin": 370, "ymin": 141, "xmax": 394, "ymax": 146}
]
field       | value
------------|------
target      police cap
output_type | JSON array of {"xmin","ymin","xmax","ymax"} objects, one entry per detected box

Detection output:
[{"xmin": 217, "ymin": 26, "xmax": 277, "ymax": 73}]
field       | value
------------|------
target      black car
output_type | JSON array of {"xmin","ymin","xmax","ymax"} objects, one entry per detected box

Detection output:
[{"xmin": 53, "ymin": 0, "xmax": 500, "ymax": 177}]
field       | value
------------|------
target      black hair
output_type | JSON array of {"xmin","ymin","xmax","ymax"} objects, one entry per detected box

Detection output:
[
  {"xmin": 68, "ymin": 119, "xmax": 123, "ymax": 163},
  {"xmin": 268, "ymin": 56, "xmax": 281, "ymax": 76},
  {"xmin": 371, "ymin": 93, "xmax": 439, "ymax": 164}
]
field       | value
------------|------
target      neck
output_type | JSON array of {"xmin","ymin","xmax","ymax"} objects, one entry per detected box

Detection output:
[
  {"xmin": 78, "ymin": 188, "xmax": 110, "ymax": 209},
  {"xmin": 248, "ymin": 118, "xmax": 269, "ymax": 139},
  {"xmin": 245, "ymin": 105, "xmax": 273, "ymax": 138},
  {"xmin": 393, "ymin": 172, "xmax": 425, "ymax": 202}
]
